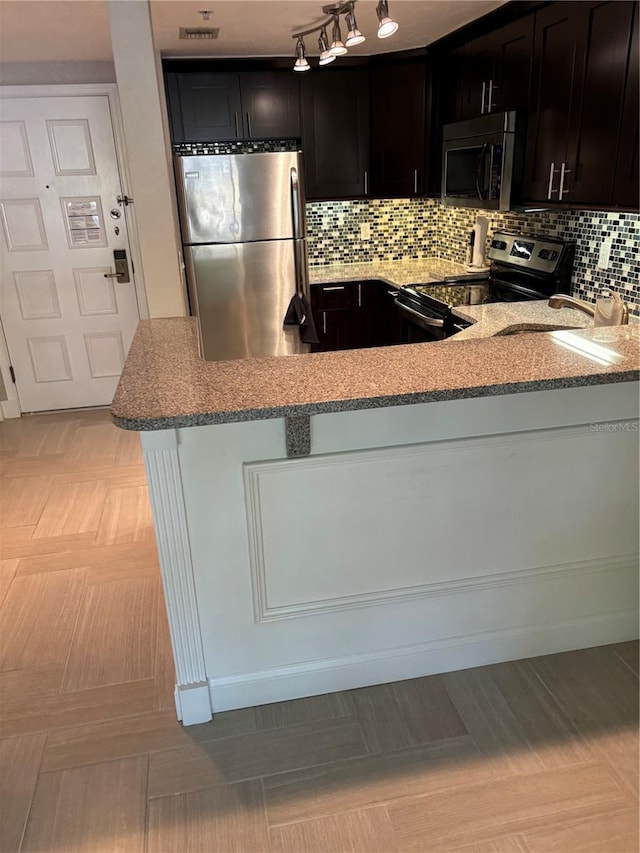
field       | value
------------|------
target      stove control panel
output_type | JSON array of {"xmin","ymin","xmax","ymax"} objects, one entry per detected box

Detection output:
[{"xmin": 488, "ymin": 232, "xmax": 569, "ymax": 274}]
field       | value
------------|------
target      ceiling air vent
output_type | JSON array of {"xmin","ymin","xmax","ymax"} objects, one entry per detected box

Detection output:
[{"xmin": 179, "ymin": 27, "xmax": 220, "ymax": 40}]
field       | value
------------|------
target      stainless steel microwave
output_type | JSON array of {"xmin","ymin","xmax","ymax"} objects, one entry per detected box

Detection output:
[{"xmin": 442, "ymin": 111, "xmax": 522, "ymax": 212}]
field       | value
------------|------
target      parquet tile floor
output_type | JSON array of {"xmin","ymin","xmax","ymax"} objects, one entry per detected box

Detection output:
[{"xmin": 0, "ymin": 409, "xmax": 637, "ymax": 852}]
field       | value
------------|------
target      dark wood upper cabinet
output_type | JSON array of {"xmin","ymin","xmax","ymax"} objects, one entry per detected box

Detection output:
[
  {"xmin": 613, "ymin": 2, "xmax": 639, "ymax": 207},
  {"xmin": 370, "ymin": 60, "xmax": 427, "ymax": 197},
  {"xmin": 447, "ymin": 16, "xmax": 534, "ymax": 121},
  {"xmin": 458, "ymin": 35, "xmax": 495, "ymax": 119},
  {"xmin": 301, "ymin": 68, "xmax": 370, "ymax": 200},
  {"xmin": 166, "ymin": 71, "xmax": 301, "ymax": 142},
  {"xmin": 490, "ymin": 16, "xmax": 534, "ymax": 115},
  {"xmin": 170, "ymin": 73, "xmax": 242, "ymax": 142},
  {"xmin": 239, "ymin": 72, "xmax": 301, "ymax": 138},
  {"xmin": 523, "ymin": 0, "xmax": 637, "ymax": 206},
  {"xmin": 566, "ymin": 1, "xmax": 636, "ymax": 205},
  {"xmin": 523, "ymin": 2, "xmax": 585, "ymax": 203}
]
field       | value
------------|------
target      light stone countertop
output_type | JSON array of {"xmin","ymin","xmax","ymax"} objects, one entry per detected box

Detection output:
[
  {"xmin": 450, "ymin": 301, "xmax": 594, "ymax": 339},
  {"xmin": 111, "ymin": 316, "xmax": 639, "ymax": 431},
  {"xmin": 309, "ymin": 258, "xmax": 481, "ymax": 286}
]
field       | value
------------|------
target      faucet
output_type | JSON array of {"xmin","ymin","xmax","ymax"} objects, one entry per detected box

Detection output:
[
  {"xmin": 548, "ymin": 294, "xmax": 596, "ymax": 318},
  {"xmin": 548, "ymin": 294, "xmax": 629, "ymax": 325}
]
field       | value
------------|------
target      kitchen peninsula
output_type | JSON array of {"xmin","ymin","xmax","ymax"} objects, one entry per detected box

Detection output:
[{"xmin": 112, "ymin": 314, "xmax": 640, "ymax": 725}]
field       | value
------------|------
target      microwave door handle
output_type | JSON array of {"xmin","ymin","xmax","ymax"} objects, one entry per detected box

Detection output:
[
  {"xmin": 487, "ymin": 144, "xmax": 495, "ymax": 199},
  {"xmin": 476, "ymin": 143, "xmax": 488, "ymax": 200}
]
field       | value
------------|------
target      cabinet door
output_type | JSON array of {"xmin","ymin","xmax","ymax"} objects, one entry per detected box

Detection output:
[
  {"xmin": 566, "ymin": 1, "xmax": 636, "ymax": 205},
  {"xmin": 491, "ymin": 16, "xmax": 534, "ymax": 114},
  {"xmin": 614, "ymin": 3, "xmax": 639, "ymax": 207},
  {"xmin": 459, "ymin": 34, "xmax": 495, "ymax": 119},
  {"xmin": 370, "ymin": 62, "xmax": 426, "ymax": 197},
  {"xmin": 438, "ymin": 46, "xmax": 466, "ymax": 125},
  {"xmin": 350, "ymin": 281, "xmax": 384, "ymax": 348},
  {"xmin": 175, "ymin": 73, "xmax": 242, "ymax": 141},
  {"xmin": 523, "ymin": 2, "xmax": 584, "ymax": 202},
  {"xmin": 239, "ymin": 73, "xmax": 301, "ymax": 139},
  {"xmin": 313, "ymin": 308, "xmax": 352, "ymax": 351},
  {"xmin": 302, "ymin": 69, "xmax": 370, "ymax": 200}
]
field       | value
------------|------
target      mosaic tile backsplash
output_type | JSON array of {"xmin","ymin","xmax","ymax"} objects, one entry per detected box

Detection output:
[{"xmin": 306, "ymin": 200, "xmax": 640, "ymax": 313}]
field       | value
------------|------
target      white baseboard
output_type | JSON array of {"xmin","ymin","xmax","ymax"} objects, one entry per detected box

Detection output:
[
  {"xmin": 175, "ymin": 681, "xmax": 212, "ymax": 725},
  {"xmin": 207, "ymin": 609, "xmax": 639, "ymax": 713},
  {"xmin": 1, "ymin": 397, "xmax": 21, "ymax": 419}
]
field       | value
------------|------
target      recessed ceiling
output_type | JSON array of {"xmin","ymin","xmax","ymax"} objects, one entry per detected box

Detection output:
[{"xmin": 0, "ymin": 0, "xmax": 507, "ymax": 64}]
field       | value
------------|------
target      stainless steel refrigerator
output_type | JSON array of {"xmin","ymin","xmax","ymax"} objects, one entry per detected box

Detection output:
[{"xmin": 174, "ymin": 151, "xmax": 310, "ymax": 361}]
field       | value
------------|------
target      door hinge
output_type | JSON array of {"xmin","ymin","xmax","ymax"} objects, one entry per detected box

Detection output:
[
  {"xmin": 9, "ymin": 365, "xmax": 15, "ymax": 384},
  {"xmin": 116, "ymin": 195, "xmax": 134, "ymax": 206}
]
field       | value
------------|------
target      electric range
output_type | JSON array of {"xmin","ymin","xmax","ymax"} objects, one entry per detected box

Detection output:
[{"xmin": 395, "ymin": 232, "xmax": 575, "ymax": 342}]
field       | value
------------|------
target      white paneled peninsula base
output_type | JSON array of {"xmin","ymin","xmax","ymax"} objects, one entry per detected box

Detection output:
[{"xmin": 136, "ymin": 381, "xmax": 639, "ymax": 725}]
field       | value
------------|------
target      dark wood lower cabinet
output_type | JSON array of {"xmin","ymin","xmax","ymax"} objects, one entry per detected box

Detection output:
[{"xmin": 310, "ymin": 281, "xmax": 404, "ymax": 353}]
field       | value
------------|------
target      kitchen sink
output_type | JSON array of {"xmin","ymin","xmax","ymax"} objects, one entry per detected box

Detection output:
[{"xmin": 494, "ymin": 324, "xmax": 579, "ymax": 337}]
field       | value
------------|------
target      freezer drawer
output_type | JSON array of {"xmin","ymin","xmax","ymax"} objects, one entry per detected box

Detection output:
[
  {"xmin": 175, "ymin": 151, "xmax": 305, "ymax": 244},
  {"xmin": 186, "ymin": 241, "xmax": 309, "ymax": 361}
]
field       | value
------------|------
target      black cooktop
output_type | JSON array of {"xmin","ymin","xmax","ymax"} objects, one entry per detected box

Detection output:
[{"xmin": 403, "ymin": 281, "xmax": 493, "ymax": 311}]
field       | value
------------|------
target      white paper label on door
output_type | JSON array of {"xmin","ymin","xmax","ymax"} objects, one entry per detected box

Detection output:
[{"xmin": 61, "ymin": 196, "xmax": 107, "ymax": 248}]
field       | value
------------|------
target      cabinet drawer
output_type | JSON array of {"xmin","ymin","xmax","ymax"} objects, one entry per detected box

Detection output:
[{"xmin": 312, "ymin": 283, "xmax": 351, "ymax": 310}]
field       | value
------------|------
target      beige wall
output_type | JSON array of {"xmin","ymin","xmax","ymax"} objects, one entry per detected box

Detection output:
[
  {"xmin": 0, "ymin": 61, "xmax": 116, "ymax": 85},
  {"xmin": 0, "ymin": 371, "xmax": 6, "ymax": 402}
]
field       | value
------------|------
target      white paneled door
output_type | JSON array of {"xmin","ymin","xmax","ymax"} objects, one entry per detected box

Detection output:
[{"xmin": 0, "ymin": 95, "xmax": 140, "ymax": 411}]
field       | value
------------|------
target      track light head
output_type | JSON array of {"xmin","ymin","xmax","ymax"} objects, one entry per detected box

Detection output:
[
  {"xmin": 376, "ymin": 0, "xmax": 398, "ymax": 38},
  {"xmin": 345, "ymin": 4, "xmax": 366, "ymax": 47},
  {"xmin": 293, "ymin": 36, "xmax": 310, "ymax": 71},
  {"xmin": 318, "ymin": 26, "xmax": 336, "ymax": 65},
  {"xmin": 329, "ymin": 14, "xmax": 348, "ymax": 56}
]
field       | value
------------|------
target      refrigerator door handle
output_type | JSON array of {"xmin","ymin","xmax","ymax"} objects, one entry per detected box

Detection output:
[
  {"xmin": 290, "ymin": 165, "xmax": 309, "ymax": 299},
  {"xmin": 293, "ymin": 238, "xmax": 309, "ymax": 300},
  {"xmin": 290, "ymin": 167, "xmax": 304, "ymax": 240}
]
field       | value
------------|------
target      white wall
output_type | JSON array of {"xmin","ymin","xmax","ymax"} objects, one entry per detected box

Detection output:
[{"xmin": 108, "ymin": 0, "xmax": 186, "ymax": 318}]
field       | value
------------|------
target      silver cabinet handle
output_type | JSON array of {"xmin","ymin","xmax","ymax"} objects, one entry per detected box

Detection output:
[
  {"xmin": 414, "ymin": 168, "xmax": 419, "ymax": 194},
  {"xmin": 323, "ymin": 285, "xmax": 345, "ymax": 292},
  {"xmin": 559, "ymin": 162, "xmax": 571, "ymax": 197},
  {"xmin": 488, "ymin": 80, "xmax": 497, "ymax": 112},
  {"xmin": 364, "ymin": 170, "xmax": 369, "ymax": 195},
  {"xmin": 547, "ymin": 162, "xmax": 559, "ymax": 199},
  {"xmin": 246, "ymin": 112, "xmax": 252, "ymax": 137},
  {"xmin": 481, "ymin": 81, "xmax": 486, "ymax": 115},
  {"xmin": 395, "ymin": 301, "xmax": 445, "ymax": 327},
  {"xmin": 103, "ymin": 272, "xmax": 121, "ymax": 278},
  {"xmin": 322, "ymin": 311, "xmax": 327, "ymax": 335},
  {"xmin": 234, "ymin": 112, "xmax": 239, "ymax": 137},
  {"xmin": 358, "ymin": 283, "xmax": 362, "ymax": 307}
]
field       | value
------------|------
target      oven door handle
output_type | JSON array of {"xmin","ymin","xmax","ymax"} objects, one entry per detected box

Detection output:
[{"xmin": 395, "ymin": 300, "xmax": 445, "ymax": 328}]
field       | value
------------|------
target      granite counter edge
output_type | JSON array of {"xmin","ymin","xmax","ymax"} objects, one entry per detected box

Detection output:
[{"xmin": 110, "ymin": 369, "xmax": 640, "ymax": 432}]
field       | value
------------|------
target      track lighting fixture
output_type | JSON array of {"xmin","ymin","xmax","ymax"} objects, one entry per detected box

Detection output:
[
  {"xmin": 293, "ymin": 36, "xmax": 310, "ymax": 71},
  {"xmin": 375, "ymin": 0, "xmax": 398, "ymax": 38},
  {"xmin": 318, "ymin": 26, "xmax": 336, "ymax": 65},
  {"xmin": 291, "ymin": 0, "xmax": 397, "ymax": 71}
]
